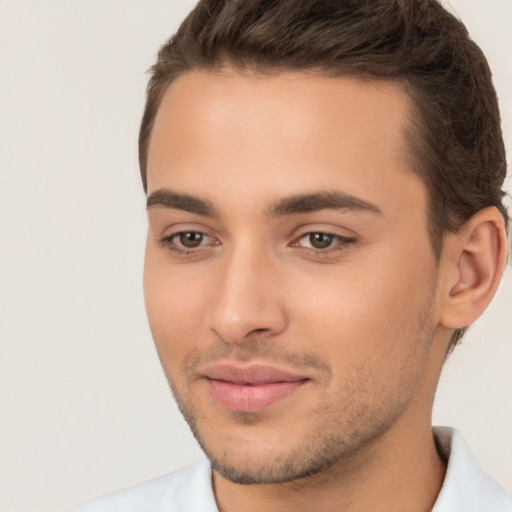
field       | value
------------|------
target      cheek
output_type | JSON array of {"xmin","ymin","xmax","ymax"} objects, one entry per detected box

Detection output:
[
  {"xmin": 143, "ymin": 248, "xmax": 212, "ymax": 368},
  {"xmin": 287, "ymin": 249, "xmax": 434, "ymax": 367},
  {"xmin": 288, "ymin": 268, "xmax": 434, "ymax": 412}
]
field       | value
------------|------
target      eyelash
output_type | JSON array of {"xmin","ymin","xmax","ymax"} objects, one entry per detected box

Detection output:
[
  {"xmin": 159, "ymin": 231, "xmax": 217, "ymax": 257},
  {"xmin": 159, "ymin": 230, "xmax": 356, "ymax": 257},
  {"xmin": 292, "ymin": 232, "xmax": 356, "ymax": 255}
]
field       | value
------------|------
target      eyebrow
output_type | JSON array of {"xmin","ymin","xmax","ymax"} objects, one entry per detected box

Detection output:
[
  {"xmin": 266, "ymin": 191, "xmax": 383, "ymax": 217},
  {"xmin": 146, "ymin": 189, "xmax": 219, "ymax": 217},
  {"xmin": 146, "ymin": 188, "xmax": 382, "ymax": 218}
]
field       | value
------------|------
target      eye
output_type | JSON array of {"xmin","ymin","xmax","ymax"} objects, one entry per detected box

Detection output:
[
  {"xmin": 295, "ymin": 232, "xmax": 355, "ymax": 251},
  {"xmin": 176, "ymin": 231, "xmax": 207, "ymax": 248},
  {"xmin": 160, "ymin": 230, "xmax": 217, "ymax": 253},
  {"xmin": 302, "ymin": 232, "xmax": 335, "ymax": 249}
]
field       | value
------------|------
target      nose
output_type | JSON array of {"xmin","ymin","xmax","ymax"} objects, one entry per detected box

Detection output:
[{"xmin": 206, "ymin": 244, "xmax": 288, "ymax": 344}]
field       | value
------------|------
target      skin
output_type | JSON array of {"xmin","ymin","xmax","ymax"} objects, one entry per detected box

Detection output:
[{"xmin": 143, "ymin": 69, "xmax": 505, "ymax": 512}]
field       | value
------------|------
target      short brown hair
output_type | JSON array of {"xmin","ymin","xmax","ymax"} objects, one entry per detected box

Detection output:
[{"xmin": 139, "ymin": 0, "xmax": 508, "ymax": 347}]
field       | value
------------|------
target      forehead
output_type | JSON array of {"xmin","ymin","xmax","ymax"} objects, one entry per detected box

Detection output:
[{"xmin": 146, "ymin": 68, "xmax": 426, "ymax": 224}]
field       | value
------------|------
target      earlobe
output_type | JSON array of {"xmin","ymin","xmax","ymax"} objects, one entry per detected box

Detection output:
[{"xmin": 440, "ymin": 207, "xmax": 507, "ymax": 330}]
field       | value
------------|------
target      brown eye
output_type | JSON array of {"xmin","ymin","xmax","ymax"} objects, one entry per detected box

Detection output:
[
  {"xmin": 308, "ymin": 232, "xmax": 334, "ymax": 249},
  {"xmin": 160, "ymin": 230, "xmax": 218, "ymax": 255},
  {"xmin": 178, "ymin": 231, "xmax": 204, "ymax": 248},
  {"xmin": 295, "ymin": 232, "xmax": 355, "ymax": 253}
]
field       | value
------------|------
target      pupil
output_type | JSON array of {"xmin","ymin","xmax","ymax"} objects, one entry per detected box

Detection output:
[
  {"xmin": 180, "ymin": 232, "xmax": 203, "ymax": 248},
  {"xmin": 310, "ymin": 233, "xmax": 333, "ymax": 249}
]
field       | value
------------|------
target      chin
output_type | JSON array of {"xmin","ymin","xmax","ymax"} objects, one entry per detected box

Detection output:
[
  {"xmin": 207, "ymin": 445, "xmax": 337, "ymax": 485},
  {"xmin": 189, "ymin": 415, "xmax": 358, "ymax": 486}
]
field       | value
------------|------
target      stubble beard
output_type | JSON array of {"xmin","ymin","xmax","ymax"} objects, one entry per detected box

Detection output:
[
  {"xmin": 171, "ymin": 382, "xmax": 401, "ymax": 485},
  {"xmin": 161, "ymin": 289, "xmax": 438, "ymax": 486}
]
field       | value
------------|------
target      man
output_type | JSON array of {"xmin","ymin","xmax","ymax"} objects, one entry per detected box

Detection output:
[{"xmin": 69, "ymin": 0, "xmax": 511, "ymax": 510}]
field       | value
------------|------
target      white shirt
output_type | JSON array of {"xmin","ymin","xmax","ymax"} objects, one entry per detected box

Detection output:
[{"xmin": 67, "ymin": 427, "xmax": 512, "ymax": 512}]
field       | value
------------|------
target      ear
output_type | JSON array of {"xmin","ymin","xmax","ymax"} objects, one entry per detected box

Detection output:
[{"xmin": 439, "ymin": 206, "xmax": 508, "ymax": 330}]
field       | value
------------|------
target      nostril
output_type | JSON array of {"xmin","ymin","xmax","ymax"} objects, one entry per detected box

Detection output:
[{"xmin": 249, "ymin": 328, "xmax": 270, "ymax": 336}]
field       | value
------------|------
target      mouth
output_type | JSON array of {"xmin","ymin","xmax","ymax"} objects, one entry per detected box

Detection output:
[{"xmin": 201, "ymin": 363, "xmax": 310, "ymax": 413}]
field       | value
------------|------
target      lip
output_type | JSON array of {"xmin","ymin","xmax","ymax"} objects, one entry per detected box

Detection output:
[{"xmin": 201, "ymin": 363, "xmax": 310, "ymax": 413}]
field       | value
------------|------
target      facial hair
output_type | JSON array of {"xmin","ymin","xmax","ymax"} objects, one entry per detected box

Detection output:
[{"xmin": 162, "ymin": 290, "xmax": 437, "ymax": 485}]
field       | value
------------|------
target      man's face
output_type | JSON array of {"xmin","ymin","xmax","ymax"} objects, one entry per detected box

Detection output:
[{"xmin": 144, "ymin": 69, "xmax": 443, "ymax": 484}]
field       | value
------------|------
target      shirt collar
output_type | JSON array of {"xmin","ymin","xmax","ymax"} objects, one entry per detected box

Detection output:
[
  {"xmin": 196, "ymin": 427, "xmax": 511, "ymax": 512},
  {"xmin": 432, "ymin": 426, "xmax": 512, "ymax": 512}
]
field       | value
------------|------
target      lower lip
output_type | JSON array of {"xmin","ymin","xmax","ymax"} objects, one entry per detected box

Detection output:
[{"xmin": 206, "ymin": 379, "xmax": 308, "ymax": 413}]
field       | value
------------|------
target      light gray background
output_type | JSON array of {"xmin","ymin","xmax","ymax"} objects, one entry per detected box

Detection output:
[{"xmin": 0, "ymin": 1, "xmax": 510, "ymax": 511}]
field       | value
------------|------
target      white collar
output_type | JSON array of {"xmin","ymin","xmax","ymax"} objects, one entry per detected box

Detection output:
[
  {"xmin": 68, "ymin": 427, "xmax": 511, "ymax": 511},
  {"xmin": 174, "ymin": 427, "xmax": 512, "ymax": 511},
  {"xmin": 190, "ymin": 426, "xmax": 511, "ymax": 511},
  {"xmin": 432, "ymin": 426, "xmax": 512, "ymax": 511}
]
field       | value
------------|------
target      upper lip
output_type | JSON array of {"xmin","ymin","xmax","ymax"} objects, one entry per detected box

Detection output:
[{"xmin": 201, "ymin": 363, "xmax": 310, "ymax": 385}]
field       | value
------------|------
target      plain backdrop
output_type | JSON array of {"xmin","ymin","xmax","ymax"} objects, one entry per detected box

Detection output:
[{"xmin": 0, "ymin": 1, "xmax": 510, "ymax": 511}]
